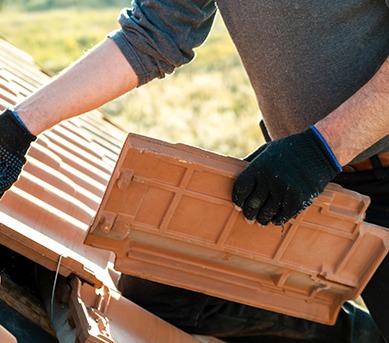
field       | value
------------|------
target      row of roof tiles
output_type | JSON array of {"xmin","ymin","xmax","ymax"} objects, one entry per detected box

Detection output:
[{"xmin": 0, "ymin": 38, "xmax": 223, "ymax": 342}]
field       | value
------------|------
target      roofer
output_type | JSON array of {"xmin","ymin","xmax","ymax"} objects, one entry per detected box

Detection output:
[{"xmin": 1, "ymin": 1, "xmax": 388, "ymax": 342}]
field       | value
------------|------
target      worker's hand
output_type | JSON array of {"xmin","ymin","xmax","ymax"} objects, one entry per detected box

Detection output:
[
  {"xmin": 232, "ymin": 126, "xmax": 342, "ymax": 226},
  {"xmin": 0, "ymin": 109, "xmax": 36, "ymax": 198}
]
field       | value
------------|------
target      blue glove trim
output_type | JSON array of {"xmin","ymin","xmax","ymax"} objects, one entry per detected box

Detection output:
[
  {"xmin": 310, "ymin": 125, "xmax": 342, "ymax": 172},
  {"xmin": 9, "ymin": 108, "xmax": 30, "ymax": 132}
]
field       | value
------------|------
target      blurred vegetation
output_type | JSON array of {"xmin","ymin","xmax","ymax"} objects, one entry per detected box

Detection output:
[
  {"xmin": 0, "ymin": 0, "xmax": 263, "ymax": 157},
  {"xmin": 0, "ymin": 0, "xmax": 128, "ymax": 11},
  {"xmin": 1, "ymin": 3, "xmax": 124, "ymax": 72}
]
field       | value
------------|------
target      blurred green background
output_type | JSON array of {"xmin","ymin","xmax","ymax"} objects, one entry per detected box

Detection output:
[{"xmin": 0, "ymin": 0, "xmax": 264, "ymax": 157}]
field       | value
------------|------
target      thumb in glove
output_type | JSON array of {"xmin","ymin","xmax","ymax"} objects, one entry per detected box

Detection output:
[
  {"xmin": 232, "ymin": 126, "xmax": 342, "ymax": 226},
  {"xmin": 0, "ymin": 109, "xmax": 36, "ymax": 198}
]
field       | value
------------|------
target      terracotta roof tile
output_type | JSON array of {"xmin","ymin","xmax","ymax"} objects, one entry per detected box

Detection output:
[
  {"xmin": 0, "ymin": 325, "xmax": 17, "ymax": 343},
  {"xmin": 85, "ymin": 133, "xmax": 389, "ymax": 325},
  {"xmin": 0, "ymin": 38, "xmax": 123, "ymax": 289}
]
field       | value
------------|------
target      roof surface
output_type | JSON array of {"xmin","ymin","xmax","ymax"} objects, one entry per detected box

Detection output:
[
  {"xmin": 0, "ymin": 37, "xmax": 223, "ymax": 343},
  {"xmin": 0, "ymin": 37, "xmax": 125, "ymax": 289}
]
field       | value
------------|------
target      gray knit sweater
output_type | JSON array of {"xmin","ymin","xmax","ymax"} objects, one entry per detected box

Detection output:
[{"xmin": 111, "ymin": 0, "xmax": 389, "ymax": 162}]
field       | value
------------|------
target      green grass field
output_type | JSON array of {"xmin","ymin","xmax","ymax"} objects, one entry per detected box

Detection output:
[{"xmin": 1, "ymin": 4, "xmax": 264, "ymax": 157}]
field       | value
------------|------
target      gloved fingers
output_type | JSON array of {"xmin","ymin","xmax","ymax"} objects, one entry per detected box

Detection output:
[
  {"xmin": 0, "ymin": 184, "xmax": 12, "ymax": 199},
  {"xmin": 271, "ymin": 197, "xmax": 314, "ymax": 226},
  {"xmin": 256, "ymin": 195, "xmax": 282, "ymax": 226},
  {"xmin": 232, "ymin": 171, "xmax": 257, "ymax": 209},
  {"xmin": 272, "ymin": 210, "xmax": 290, "ymax": 226},
  {"xmin": 241, "ymin": 186, "xmax": 268, "ymax": 222},
  {"xmin": 0, "ymin": 155, "xmax": 25, "ymax": 198},
  {"xmin": 0, "ymin": 181, "xmax": 13, "ymax": 198},
  {"xmin": 243, "ymin": 144, "xmax": 268, "ymax": 162}
]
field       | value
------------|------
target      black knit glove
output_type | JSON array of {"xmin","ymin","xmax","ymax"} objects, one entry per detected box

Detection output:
[
  {"xmin": 0, "ymin": 109, "xmax": 36, "ymax": 198},
  {"xmin": 232, "ymin": 126, "xmax": 342, "ymax": 226}
]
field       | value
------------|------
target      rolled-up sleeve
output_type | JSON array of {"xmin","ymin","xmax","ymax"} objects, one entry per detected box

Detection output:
[{"xmin": 109, "ymin": 0, "xmax": 217, "ymax": 86}]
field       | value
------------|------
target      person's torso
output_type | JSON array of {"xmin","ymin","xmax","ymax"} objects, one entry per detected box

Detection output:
[{"xmin": 217, "ymin": 0, "xmax": 389, "ymax": 161}]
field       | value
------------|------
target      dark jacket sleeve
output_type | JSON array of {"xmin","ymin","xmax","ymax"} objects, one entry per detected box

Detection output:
[{"xmin": 109, "ymin": 0, "xmax": 217, "ymax": 86}]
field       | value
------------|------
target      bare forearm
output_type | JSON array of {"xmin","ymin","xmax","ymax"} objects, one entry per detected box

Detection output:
[
  {"xmin": 15, "ymin": 38, "xmax": 138, "ymax": 136},
  {"xmin": 315, "ymin": 56, "xmax": 389, "ymax": 166}
]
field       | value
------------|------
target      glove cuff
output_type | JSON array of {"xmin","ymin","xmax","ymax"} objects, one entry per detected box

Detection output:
[
  {"xmin": 0, "ymin": 109, "xmax": 37, "ymax": 156},
  {"xmin": 309, "ymin": 125, "xmax": 342, "ymax": 172},
  {"xmin": 302, "ymin": 126, "xmax": 342, "ymax": 182}
]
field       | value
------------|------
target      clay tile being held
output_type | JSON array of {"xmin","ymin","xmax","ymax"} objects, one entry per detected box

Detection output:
[
  {"xmin": 0, "ymin": 325, "xmax": 17, "ymax": 343},
  {"xmin": 86, "ymin": 133, "xmax": 389, "ymax": 325}
]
